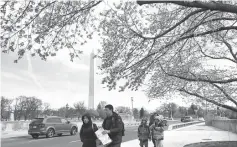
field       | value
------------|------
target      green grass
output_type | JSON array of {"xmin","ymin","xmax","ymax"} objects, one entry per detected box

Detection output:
[{"xmin": 184, "ymin": 141, "xmax": 237, "ymax": 147}]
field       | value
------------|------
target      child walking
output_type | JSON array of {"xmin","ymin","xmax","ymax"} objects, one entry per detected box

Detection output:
[
  {"xmin": 138, "ymin": 118, "xmax": 151, "ymax": 147},
  {"xmin": 149, "ymin": 116, "xmax": 165, "ymax": 147}
]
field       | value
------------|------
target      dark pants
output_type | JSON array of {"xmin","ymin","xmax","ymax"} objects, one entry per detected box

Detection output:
[
  {"xmin": 152, "ymin": 139, "xmax": 156, "ymax": 147},
  {"xmin": 107, "ymin": 143, "xmax": 121, "ymax": 147},
  {"xmin": 82, "ymin": 141, "xmax": 96, "ymax": 147},
  {"xmin": 139, "ymin": 139, "xmax": 148, "ymax": 147}
]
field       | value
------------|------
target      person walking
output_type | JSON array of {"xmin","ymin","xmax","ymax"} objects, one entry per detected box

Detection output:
[
  {"xmin": 149, "ymin": 113, "xmax": 159, "ymax": 147},
  {"xmin": 149, "ymin": 115, "xmax": 165, "ymax": 147},
  {"xmin": 138, "ymin": 117, "xmax": 151, "ymax": 147},
  {"xmin": 80, "ymin": 114, "xmax": 98, "ymax": 147},
  {"xmin": 102, "ymin": 104, "xmax": 124, "ymax": 147}
]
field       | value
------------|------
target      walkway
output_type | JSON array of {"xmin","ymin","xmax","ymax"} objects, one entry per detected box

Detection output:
[{"xmin": 122, "ymin": 122, "xmax": 237, "ymax": 147}]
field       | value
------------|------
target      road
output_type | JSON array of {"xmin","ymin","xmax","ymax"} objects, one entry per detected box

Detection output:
[
  {"xmin": 1, "ymin": 120, "xmax": 181, "ymax": 147},
  {"xmin": 1, "ymin": 126, "xmax": 139, "ymax": 147}
]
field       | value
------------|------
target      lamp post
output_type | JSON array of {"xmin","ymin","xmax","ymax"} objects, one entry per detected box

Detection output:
[
  {"xmin": 66, "ymin": 104, "xmax": 69, "ymax": 118},
  {"xmin": 131, "ymin": 97, "xmax": 134, "ymax": 120},
  {"xmin": 186, "ymin": 108, "xmax": 188, "ymax": 116},
  {"xmin": 194, "ymin": 108, "xmax": 198, "ymax": 119},
  {"xmin": 131, "ymin": 97, "xmax": 134, "ymax": 111},
  {"xmin": 169, "ymin": 104, "xmax": 173, "ymax": 119}
]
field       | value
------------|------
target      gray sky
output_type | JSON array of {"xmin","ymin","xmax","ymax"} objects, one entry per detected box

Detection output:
[{"xmin": 1, "ymin": 33, "xmax": 189, "ymax": 111}]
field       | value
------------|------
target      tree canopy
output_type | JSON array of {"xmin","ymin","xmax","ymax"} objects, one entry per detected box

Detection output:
[
  {"xmin": 98, "ymin": 1, "xmax": 237, "ymax": 112},
  {"xmin": 1, "ymin": 0, "xmax": 102, "ymax": 62},
  {"xmin": 1, "ymin": 1, "xmax": 237, "ymax": 112}
]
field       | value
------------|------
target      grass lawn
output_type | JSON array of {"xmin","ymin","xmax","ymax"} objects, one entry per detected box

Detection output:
[{"xmin": 184, "ymin": 141, "xmax": 237, "ymax": 147}]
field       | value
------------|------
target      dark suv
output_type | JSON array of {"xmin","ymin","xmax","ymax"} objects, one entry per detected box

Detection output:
[{"xmin": 28, "ymin": 116, "xmax": 78, "ymax": 139}]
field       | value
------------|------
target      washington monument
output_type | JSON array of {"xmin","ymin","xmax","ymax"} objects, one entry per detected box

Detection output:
[{"xmin": 88, "ymin": 50, "xmax": 95, "ymax": 109}]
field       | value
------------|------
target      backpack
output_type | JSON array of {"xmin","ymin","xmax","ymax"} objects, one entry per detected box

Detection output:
[{"xmin": 112, "ymin": 114, "xmax": 125, "ymax": 136}]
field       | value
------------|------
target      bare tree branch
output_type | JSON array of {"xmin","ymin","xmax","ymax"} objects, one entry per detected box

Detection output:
[{"xmin": 137, "ymin": 1, "xmax": 237, "ymax": 14}]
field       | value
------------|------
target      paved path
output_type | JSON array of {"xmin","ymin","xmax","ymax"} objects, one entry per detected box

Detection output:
[
  {"xmin": 122, "ymin": 122, "xmax": 237, "ymax": 147},
  {"xmin": 1, "ymin": 120, "xmax": 180, "ymax": 139},
  {"xmin": 1, "ymin": 126, "xmax": 138, "ymax": 147}
]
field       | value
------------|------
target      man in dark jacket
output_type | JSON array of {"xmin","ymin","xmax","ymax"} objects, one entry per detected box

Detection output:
[{"xmin": 102, "ymin": 104, "xmax": 123, "ymax": 147}]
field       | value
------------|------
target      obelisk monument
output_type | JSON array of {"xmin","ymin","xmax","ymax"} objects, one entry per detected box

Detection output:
[{"xmin": 88, "ymin": 49, "xmax": 95, "ymax": 109}]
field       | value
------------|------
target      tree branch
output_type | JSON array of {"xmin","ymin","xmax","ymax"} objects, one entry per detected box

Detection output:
[
  {"xmin": 9, "ymin": 1, "xmax": 57, "ymax": 39},
  {"xmin": 179, "ymin": 88, "xmax": 237, "ymax": 112},
  {"xmin": 211, "ymin": 83, "xmax": 237, "ymax": 106},
  {"xmin": 60, "ymin": 1, "xmax": 102, "ymax": 17},
  {"xmin": 153, "ymin": 9, "xmax": 206, "ymax": 39},
  {"xmin": 178, "ymin": 26, "xmax": 237, "ymax": 41},
  {"xmin": 137, "ymin": 1, "xmax": 237, "ymax": 14},
  {"xmin": 14, "ymin": 1, "xmax": 32, "ymax": 24},
  {"xmin": 222, "ymin": 39, "xmax": 237, "ymax": 62},
  {"xmin": 119, "ymin": 25, "xmax": 237, "ymax": 77},
  {"xmin": 158, "ymin": 60, "xmax": 237, "ymax": 84},
  {"xmin": 195, "ymin": 39, "xmax": 237, "ymax": 64}
]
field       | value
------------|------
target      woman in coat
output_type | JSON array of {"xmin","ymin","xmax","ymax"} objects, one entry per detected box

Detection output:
[
  {"xmin": 149, "ymin": 116, "xmax": 165, "ymax": 147},
  {"xmin": 80, "ymin": 114, "xmax": 98, "ymax": 147}
]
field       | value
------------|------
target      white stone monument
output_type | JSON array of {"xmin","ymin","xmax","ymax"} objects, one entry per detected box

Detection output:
[{"xmin": 88, "ymin": 49, "xmax": 95, "ymax": 109}]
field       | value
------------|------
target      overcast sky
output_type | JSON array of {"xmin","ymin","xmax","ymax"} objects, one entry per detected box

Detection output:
[{"xmin": 1, "ymin": 33, "xmax": 190, "ymax": 112}]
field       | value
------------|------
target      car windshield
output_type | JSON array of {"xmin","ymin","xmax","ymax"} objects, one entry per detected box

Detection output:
[{"xmin": 30, "ymin": 118, "xmax": 44, "ymax": 124}]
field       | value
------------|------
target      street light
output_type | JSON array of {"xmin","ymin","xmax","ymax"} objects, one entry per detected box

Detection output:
[
  {"xmin": 131, "ymin": 97, "xmax": 134, "ymax": 120},
  {"xmin": 169, "ymin": 104, "xmax": 173, "ymax": 119},
  {"xmin": 131, "ymin": 97, "xmax": 134, "ymax": 110},
  {"xmin": 66, "ymin": 104, "xmax": 69, "ymax": 118}
]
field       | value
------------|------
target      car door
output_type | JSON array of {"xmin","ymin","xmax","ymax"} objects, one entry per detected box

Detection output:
[
  {"xmin": 46, "ymin": 118, "xmax": 62, "ymax": 133},
  {"xmin": 61, "ymin": 118, "xmax": 71, "ymax": 132}
]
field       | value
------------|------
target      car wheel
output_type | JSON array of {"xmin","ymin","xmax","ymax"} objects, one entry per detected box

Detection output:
[
  {"xmin": 32, "ymin": 134, "xmax": 39, "ymax": 139},
  {"xmin": 70, "ymin": 127, "xmax": 77, "ymax": 135},
  {"xmin": 46, "ymin": 128, "xmax": 55, "ymax": 138},
  {"xmin": 58, "ymin": 133, "xmax": 62, "ymax": 136}
]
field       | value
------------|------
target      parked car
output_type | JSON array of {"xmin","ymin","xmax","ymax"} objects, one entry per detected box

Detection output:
[
  {"xmin": 28, "ymin": 116, "xmax": 78, "ymax": 139},
  {"xmin": 181, "ymin": 116, "xmax": 193, "ymax": 122}
]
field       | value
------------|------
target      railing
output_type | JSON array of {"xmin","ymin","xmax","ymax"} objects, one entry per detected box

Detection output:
[{"xmin": 167, "ymin": 121, "xmax": 204, "ymax": 130}]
